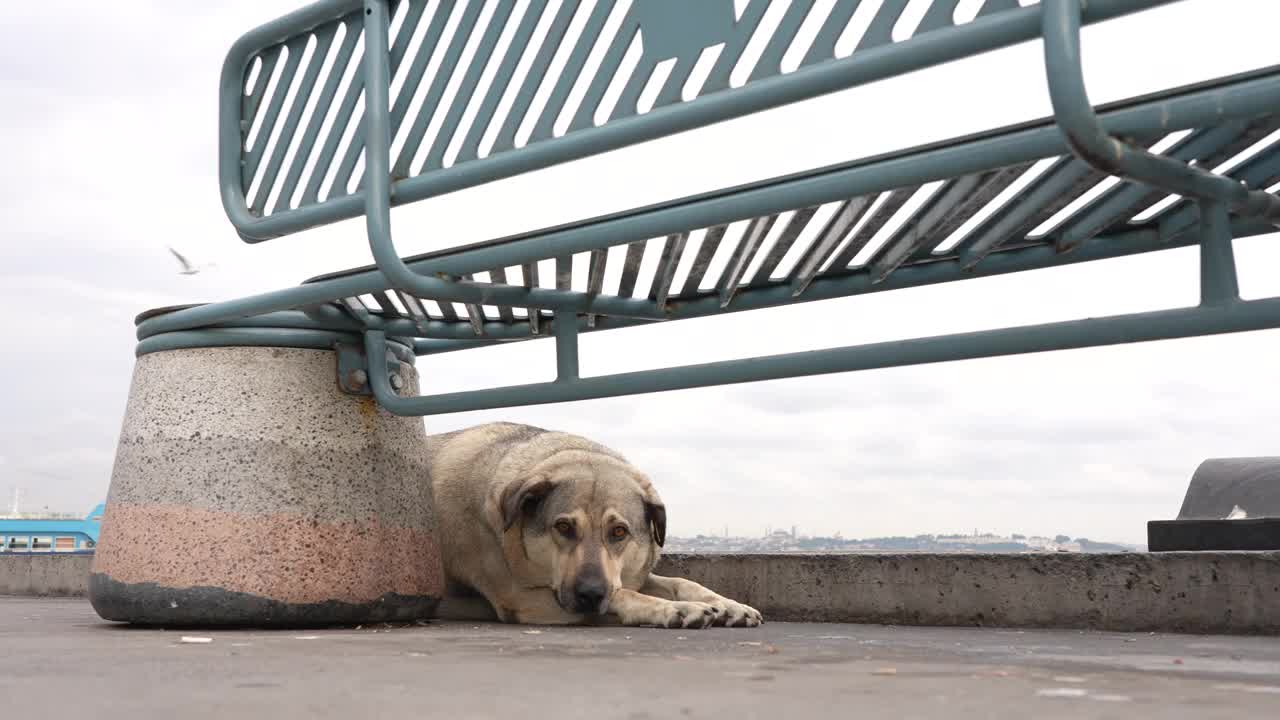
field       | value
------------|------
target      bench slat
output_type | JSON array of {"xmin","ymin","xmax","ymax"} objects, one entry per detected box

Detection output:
[
  {"xmin": 521, "ymin": 261, "xmax": 542, "ymax": 333},
  {"xmin": 242, "ymin": 40, "xmax": 305, "ymax": 189},
  {"xmin": 792, "ymin": 197, "xmax": 877, "ymax": 297},
  {"xmin": 388, "ymin": 2, "xmax": 453, "ymax": 153},
  {"xmin": 870, "ymin": 170, "xmax": 1001, "ymax": 282},
  {"xmin": 828, "ymin": 187, "xmax": 916, "ymax": 272},
  {"xmin": 719, "ymin": 215, "xmax": 776, "ymax": 307},
  {"xmin": 335, "ymin": 0, "xmax": 435, "ymax": 194},
  {"xmin": 616, "ymin": 240, "xmax": 647, "ymax": 299},
  {"xmin": 747, "ymin": 0, "xmax": 816, "ymax": 85},
  {"xmin": 568, "ymin": 10, "xmax": 640, "ymax": 133},
  {"xmin": 419, "ymin": 2, "xmax": 517, "ymax": 172},
  {"xmin": 300, "ymin": 14, "xmax": 365, "ymax": 205},
  {"xmin": 273, "ymin": 20, "xmax": 358, "ymax": 215},
  {"xmin": 801, "ymin": 0, "xmax": 863, "ymax": 67},
  {"xmin": 391, "ymin": 0, "xmax": 488, "ymax": 179},
  {"xmin": 751, "ymin": 206, "xmax": 820, "ymax": 287},
  {"xmin": 688, "ymin": 224, "xmax": 730, "ymax": 293},
  {"xmin": 652, "ymin": 232, "xmax": 690, "ymax": 310},
  {"xmin": 453, "ymin": 0, "xmax": 552, "ymax": 164},
  {"xmin": 584, "ymin": 248, "xmax": 608, "ymax": 327},
  {"xmin": 241, "ymin": 48, "xmax": 282, "ymax": 150},
  {"xmin": 253, "ymin": 26, "xmax": 339, "ymax": 215}
]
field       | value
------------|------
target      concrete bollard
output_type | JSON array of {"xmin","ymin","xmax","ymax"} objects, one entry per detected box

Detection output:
[{"xmin": 89, "ymin": 346, "xmax": 443, "ymax": 626}]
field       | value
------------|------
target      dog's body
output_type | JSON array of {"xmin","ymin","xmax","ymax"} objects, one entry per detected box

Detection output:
[{"xmin": 427, "ymin": 422, "xmax": 762, "ymax": 628}]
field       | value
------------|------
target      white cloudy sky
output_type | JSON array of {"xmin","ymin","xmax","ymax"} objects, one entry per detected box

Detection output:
[{"xmin": 3, "ymin": 1, "xmax": 1279, "ymax": 544}]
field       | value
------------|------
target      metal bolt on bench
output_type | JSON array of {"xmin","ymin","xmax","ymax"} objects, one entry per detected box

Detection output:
[{"xmin": 93, "ymin": 0, "xmax": 1280, "ymax": 625}]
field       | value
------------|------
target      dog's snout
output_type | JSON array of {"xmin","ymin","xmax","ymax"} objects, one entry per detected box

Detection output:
[{"xmin": 572, "ymin": 576, "xmax": 609, "ymax": 614}]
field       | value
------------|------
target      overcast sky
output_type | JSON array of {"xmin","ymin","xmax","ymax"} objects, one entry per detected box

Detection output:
[{"xmin": 3, "ymin": 1, "xmax": 1279, "ymax": 544}]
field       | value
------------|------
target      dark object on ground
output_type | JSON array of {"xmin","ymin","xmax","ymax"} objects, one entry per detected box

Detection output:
[{"xmin": 1149, "ymin": 458, "xmax": 1280, "ymax": 551}]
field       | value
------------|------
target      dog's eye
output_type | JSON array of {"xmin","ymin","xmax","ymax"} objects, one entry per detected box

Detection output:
[
  {"xmin": 554, "ymin": 520, "xmax": 574, "ymax": 537},
  {"xmin": 610, "ymin": 526, "xmax": 628, "ymax": 541}
]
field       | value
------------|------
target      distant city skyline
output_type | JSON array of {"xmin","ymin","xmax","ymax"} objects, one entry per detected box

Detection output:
[{"xmin": 666, "ymin": 528, "xmax": 1142, "ymax": 554}]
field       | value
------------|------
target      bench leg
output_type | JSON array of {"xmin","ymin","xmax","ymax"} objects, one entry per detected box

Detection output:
[{"xmin": 88, "ymin": 346, "xmax": 443, "ymax": 626}]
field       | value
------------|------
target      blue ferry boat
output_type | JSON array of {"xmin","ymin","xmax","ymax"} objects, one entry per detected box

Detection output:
[{"xmin": 0, "ymin": 504, "xmax": 104, "ymax": 553}]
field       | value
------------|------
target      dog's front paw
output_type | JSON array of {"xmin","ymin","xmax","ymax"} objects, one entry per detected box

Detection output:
[
  {"xmin": 618, "ymin": 599, "xmax": 718, "ymax": 629},
  {"xmin": 706, "ymin": 598, "xmax": 763, "ymax": 627},
  {"xmin": 660, "ymin": 601, "xmax": 719, "ymax": 629}
]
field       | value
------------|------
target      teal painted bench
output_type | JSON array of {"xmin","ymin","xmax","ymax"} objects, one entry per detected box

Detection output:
[{"xmin": 137, "ymin": 0, "xmax": 1280, "ymax": 412}]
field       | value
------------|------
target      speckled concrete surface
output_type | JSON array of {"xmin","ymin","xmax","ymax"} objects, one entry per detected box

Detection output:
[
  {"xmin": 102, "ymin": 348, "xmax": 434, "ymax": 527},
  {"xmin": 90, "ymin": 347, "xmax": 443, "ymax": 624},
  {"xmin": 5, "ymin": 598, "xmax": 1280, "ymax": 719},
  {"xmin": 93, "ymin": 504, "xmax": 440, "ymax": 604}
]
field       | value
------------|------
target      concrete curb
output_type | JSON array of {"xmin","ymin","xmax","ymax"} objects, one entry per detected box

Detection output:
[
  {"xmin": 8, "ymin": 551, "xmax": 1279, "ymax": 634},
  {"xmin": 1, "ymin": 555, "xmax": 93, "ymax": 596},
  {"xmin": 656, "ymin": 552, "xmax": 1280, "ymax": 634}
]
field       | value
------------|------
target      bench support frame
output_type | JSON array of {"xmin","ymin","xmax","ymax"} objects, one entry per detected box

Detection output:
[{"xmin": 346, "ymin": 0, "xmax": 1277, "ymax": 417}]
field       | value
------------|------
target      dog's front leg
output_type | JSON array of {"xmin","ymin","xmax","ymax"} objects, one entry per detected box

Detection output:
[
  {"xmin": 609, "ymin": 588, "xmax": 718, "ymax": 629},
  {"xmin": 490, "ymin": 587, "xmax": 586, "ymax": 625},
  {"xmin": 641, "ymin": 575, "xmax": 763, "ymax": 627}
]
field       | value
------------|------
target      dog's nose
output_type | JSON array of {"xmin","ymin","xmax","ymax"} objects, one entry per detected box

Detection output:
[{"xmin": 572, "ymin": 579, "xmax": 608, "ymax": 614}]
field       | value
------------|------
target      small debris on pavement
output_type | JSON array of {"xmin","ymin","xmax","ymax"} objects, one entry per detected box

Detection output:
[
  {"xmin": 522, "ymin": 630, "xmax": 543, "ymax": 635},
  {"xmin": 1091, "ymin": 694, "xmax": 1132, "ymax": 702},
  {"xmin": 180, "ymin": 636, "xmax": 213, "ymax": 644},
  {"xmin": 1213, "ymin": 683, "xmax": 1280, "ymax": 694},
  {"xmin": 1037, "ymin": 688, "xmax": 1088, "ymax": 698},
  {"xmin": 737, "ymin": 641, "xmax": 762, "ymax": 647},
  {"xmin": 872, "ymin": 667, "xmax": 897, "ymax": 676},
  {"xmin": 294, "ymin": 635, "xmax": 320, "ymax": 640},
  {"xmin": 1173, "ymin": 658, "xmax": 1184, "ymax": 665},
  {"xmin": 1053, "ymin": 676, "xmax": 1087, "ymax": 683},
  {"xmin": 765, "ymin": 644, "xmax": 779, "ymax": 654}
]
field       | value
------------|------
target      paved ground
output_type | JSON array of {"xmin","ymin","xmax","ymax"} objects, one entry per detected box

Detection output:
[{"xmin": 3, "ymin": 598, "xmax": 1278, "ymax": 718}]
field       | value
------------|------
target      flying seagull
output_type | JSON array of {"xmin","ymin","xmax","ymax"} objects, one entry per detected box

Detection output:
[{"xmin": 168, "ymin": 246, "xmax": 214, "ymax": 275}]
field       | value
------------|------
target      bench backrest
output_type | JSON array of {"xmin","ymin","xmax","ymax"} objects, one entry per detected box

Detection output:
[{"xmin": 219, "ymin": 0, "xmax": 1175, "ymax": 243}]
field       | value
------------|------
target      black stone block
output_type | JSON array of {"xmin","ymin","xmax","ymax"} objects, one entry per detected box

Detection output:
[{"xmin": 1147, "ymin": 518, "xmax": 1280, "ymax": 552}]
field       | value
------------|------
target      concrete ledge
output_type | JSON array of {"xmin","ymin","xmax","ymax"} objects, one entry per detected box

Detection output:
[
  {"xmin": 1, "ymin": 555, "xmax": 93, "ymax": 596},
  {"xmin": 656, "ymin": 552, "xmax": 1280, "ymax": 635},
  {"xmin": 9, "ymin": 552, "xmax": 1280, "ymax": 634}
]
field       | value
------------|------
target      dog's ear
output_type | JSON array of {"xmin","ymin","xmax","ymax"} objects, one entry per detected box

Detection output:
[
  {"xmin": 499, "ymin": 475, "xmax": 556, "ymax": 531},
  {"xmin": 632, "ymin": 473, "xmax": 667, "ymax": 547},
  {"xmin": 645, "ymin": 499, "xmax": 667, "ymax": 548}
]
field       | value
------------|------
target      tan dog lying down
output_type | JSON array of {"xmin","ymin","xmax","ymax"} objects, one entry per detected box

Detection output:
[{"xmin": 428, "ymin": 422, "xmax": 762, "ymax": 628}]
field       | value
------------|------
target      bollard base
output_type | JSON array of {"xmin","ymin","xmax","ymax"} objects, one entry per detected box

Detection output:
[{"xmin": 90, "ymin": 345, "xmax": 443, "ymax": 626}]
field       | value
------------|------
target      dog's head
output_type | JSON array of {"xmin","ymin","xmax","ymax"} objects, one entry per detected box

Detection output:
[{"xmin": 498, "ymin": 453, "xmax": 665, "ymax": 616}]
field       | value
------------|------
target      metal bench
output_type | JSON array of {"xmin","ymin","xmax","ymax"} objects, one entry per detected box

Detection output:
[
  {"xmin": 91, "ymin": 0, "xmax": 1280, "ymax": 626},
  {"xmin": 134, "ymin": 0, "xmax": 1280, "ymax": 416}
]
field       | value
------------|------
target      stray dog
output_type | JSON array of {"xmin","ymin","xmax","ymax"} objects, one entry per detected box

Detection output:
[{"xmin": 427, "ymin": 423, "xmax": 763, "ymax": 628}]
